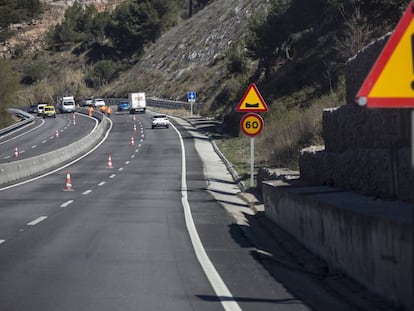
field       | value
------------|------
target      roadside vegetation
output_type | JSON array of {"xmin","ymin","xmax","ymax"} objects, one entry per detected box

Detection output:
[
  {"xmin": 0, "ymin": 0, "xmax": 43, "ymax": 42},
  {"xmin": 214, "ymin": 0, "xmax": 408, "ymax": 178},
  {"xmin": 0, "ymin": 0, "xmax": 409, "ymax": 176}
]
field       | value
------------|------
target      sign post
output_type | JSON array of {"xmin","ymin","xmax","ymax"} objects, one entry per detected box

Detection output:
[
  {"xmin": 237, "ymin": 83, "xmax": 268, "ymax": 188},
  {"xmin": 240, "ymin": 113, "xmax": 264, "ymax": 187},
  {"xmin": 187, "ymin": 91, "xmax": 196, "ymax": 116}
]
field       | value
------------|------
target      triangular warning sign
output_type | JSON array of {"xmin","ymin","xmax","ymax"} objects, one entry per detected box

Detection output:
[
  {"xmin": 236, "ymin": 83, "xmax": 268, "ymax": 112},
  {"xmin": 356, "ymin": 2, "xmax": 414, "ymax": 108}
]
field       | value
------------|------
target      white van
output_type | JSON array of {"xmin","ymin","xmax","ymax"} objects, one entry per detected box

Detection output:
[{"xmin": 58, "ymin": 96, "xmax": 76, "ymax": 113}]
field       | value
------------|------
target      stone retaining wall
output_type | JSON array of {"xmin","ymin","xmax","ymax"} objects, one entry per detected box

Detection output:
[
  {"xmin": 263, "ymin": 180, "xmax": 412, "ymax": 311},
  {"xmin": 299, "ymin": 33, "xmax": 412, "ymax": 202}
]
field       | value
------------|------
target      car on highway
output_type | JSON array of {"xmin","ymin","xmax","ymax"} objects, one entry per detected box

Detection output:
[
  {"xmin": 151, "ymin": 114, "xmax": 169, "ymax": 129},
  {"xmin": 42, "ymin": 105, "xmax": 56, "ymax": 118},
  {"xmin": 36, "ymin": 103, "xmax": 47, "ymax": 116},
  {"xmin": 81, "ymin": 97, "xmax": 94, "ymax": 107},
  {"xmin": 28, "ymin": 103, "xmax": 38, "ymax": 114},
  {"xmin": 117, "ymin": 101, "xmax": 130, "ymax": 112},
  {"xmin": 93, "ymin": 98, "xmax": 106, "ymax": 109}
]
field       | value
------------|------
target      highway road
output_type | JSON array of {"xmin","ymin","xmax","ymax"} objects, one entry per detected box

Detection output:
[
  {"xmin": 0, "ymin": 112, "xmax": 97, "ymax": 163},
  {"xmin": 0, "ymin": 111, "xmax": 356, "ymax": 311}
]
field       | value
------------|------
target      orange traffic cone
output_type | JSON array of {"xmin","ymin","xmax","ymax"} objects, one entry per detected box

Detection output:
[
  {"xmin": 130, "ymin": 137, "xmax": 135, "ymax": 146},
  {"xmin": 106, "ymin": 154, "xmax": 113, "ymax": 169},
  {"xmin": 133, "ymin": 124, "xmax": 137, "ymax": 132},
  {"xmin": 55, "ymin": 130, "xmax": 59, "ymax": 138},
  {"xmin": 14, "ymin": 147, "xmax": 19, "ymax": 158},
  {"xmin": 63, "ymin": 170, "xmax": 74, "ymax": 191}
]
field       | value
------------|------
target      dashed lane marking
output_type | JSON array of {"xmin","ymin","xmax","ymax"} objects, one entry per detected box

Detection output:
[
  {"xmin": 27, "ymin": 216, "xmax": 48, "ymax": 226},
  {"xmin": 109, "ymin": 174, "xmax": 116, "ymax": 179},
  {"xmin": 0, "ymin": 240, "xmax": 5, "ymax": 245},
  {"xmin": 125, "ymin": 161, "xmax": 130, "ymax": 165},
  {"xmin": 82, "ymin": 190, "xmax": 92, "ymax": 195},
  {"xmin": 98, "ymin": 181, "xmax": 106, "ymax": 186},
  {"xmin": 118, "ymin": 167, "xmax": 124, "ymax": 171},
  {"xmin": 42, "ymin": 140, "xmax": 47, "ymax": 144},
  {"xmin": 60, "ymin": 200, "xmax": 74, "ymax": 207}
]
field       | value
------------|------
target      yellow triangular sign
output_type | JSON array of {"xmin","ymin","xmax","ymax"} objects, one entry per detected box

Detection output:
[
  {"xmin": 356, "ymin": 1, "xmax": 414, "ymax": 108},
  {"xmin": 236, "ymin": 83, "xmax": 268, "ymax": 112}
]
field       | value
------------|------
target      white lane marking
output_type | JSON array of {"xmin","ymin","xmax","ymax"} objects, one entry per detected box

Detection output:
[
  {"xmin": 27, "ymin": 216, "xmax": 48, "ymax": 226},
  {"xmin": 3, "ymin": 156, "xmax": 11, "ymax": 159},
  {"xmin": 98, "ymin": 181, "xmax": 106, "ymax": 186},
  {"xmin": 60, "ymin": 200, "xmax": 74, "ymax": 207},
  {"xmin": 171, "ymin": 122, "xmax": 241, "ymax": 311},
  {"xmin": 0, "ymin": 240, "xmax": 5, "ymax": 245},
  {"xmin": 125, "ymin": 161, "xmax": 130, "ymax": 165},
  {"xmin": 109, "ymin": 174, "xmax": 116, "ymax": 179},
  {"xmin": 118, "ymin": 167, "xmax": 124, "ymax": 171},
  {"xmin": 20, "ymin": 150, "xmax": 26, "ymax": 154},
  {"xmin": 49, "ymin": 136, "xmax": 54, "ymax": 139},
  {"xmin": 42, "ymin": 140, "xmax": 47, "ymax": 144},
  {"xmin": 130, "ymin": 155, "xmax": 135, "ymax": 159},
  {"xmin": 82, "ymin": 190, "xmax": 93, "ymax": 195}
]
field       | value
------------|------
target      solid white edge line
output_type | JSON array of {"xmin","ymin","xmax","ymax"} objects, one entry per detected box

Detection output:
[
  {"xmin": 0, "ymin": 117, "xmax": 111, "ymax": 192},
  {"xmin": 171, "ymin": 122, "xmax": 241, "ymax": 311},
  {"xmin": 27, "ymin": 216, "xmax": 48, "ymax": 226}
]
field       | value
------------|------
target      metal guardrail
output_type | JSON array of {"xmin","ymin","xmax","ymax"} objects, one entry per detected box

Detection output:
[
  {"xmin": 104, "ymin": 97, "xmax": 201, "ymax": 111},
  {"xmin": 0, "ymin": 109, "xmax": 35, "ymax": 137}
]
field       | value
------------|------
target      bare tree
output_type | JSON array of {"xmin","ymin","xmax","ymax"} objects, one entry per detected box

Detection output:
[{"xmin": 336, "ymin": 4, "xmax": 372, "ymax": 58}]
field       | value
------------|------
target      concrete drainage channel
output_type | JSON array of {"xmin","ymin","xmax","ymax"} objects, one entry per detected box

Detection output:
[{"xmin": 0, "ymin": 109, "xmax": 110, "ymax": 186}]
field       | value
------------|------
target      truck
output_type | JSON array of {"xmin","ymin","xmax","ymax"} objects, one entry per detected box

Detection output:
[
  {"xmin": 57, "ymin": 96, "xmax": 76, "ymax": 113},
  {"xmin": 128, "ymin": 92, "xmax": 146, "ymax": 114}
]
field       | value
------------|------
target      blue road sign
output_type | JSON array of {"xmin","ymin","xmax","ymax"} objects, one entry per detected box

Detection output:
[{"xmin": 187, "ymin": 91, "xmax": 196, "ymax": 102}]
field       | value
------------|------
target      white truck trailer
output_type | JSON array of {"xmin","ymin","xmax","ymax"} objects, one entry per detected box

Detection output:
[
  {"xmin": 57, "ymin": 96, "xmax": 76, "ymax": 113},
  {"xmin": 128, "ymin": 92, "xmax": 146, "ymax": 114}
]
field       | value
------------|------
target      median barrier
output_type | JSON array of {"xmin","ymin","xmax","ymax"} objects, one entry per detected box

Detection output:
[{"xmin": 0, "ymin": 111, "xmax": 110, "ymax": 186}]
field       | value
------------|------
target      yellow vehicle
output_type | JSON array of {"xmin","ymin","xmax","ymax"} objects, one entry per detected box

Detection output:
[{"xmin": 42, "ymin": 105, "xmax": 56, "ymax": 118}]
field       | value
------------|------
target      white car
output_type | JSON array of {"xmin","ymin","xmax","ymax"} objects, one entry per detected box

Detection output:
[
  {"xmin": 151, "ymin": 114, "xmax": 169, "ymax": 129},
  {"xmin": 93, "ymin": 98, "xmax": 106, "ymax": 108},
  {"xmin": 36, "ymin": 103, "xmax": 47, "ymax": 116}
]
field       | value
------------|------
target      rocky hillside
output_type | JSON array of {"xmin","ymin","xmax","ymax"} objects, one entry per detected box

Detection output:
[
  {"xmin": 102, "ymin": 0, "xmax": 270, "ymax": 107},
  {"xmin": 0, "ymin": 0, "xmax": 125, "ymax": 58}
]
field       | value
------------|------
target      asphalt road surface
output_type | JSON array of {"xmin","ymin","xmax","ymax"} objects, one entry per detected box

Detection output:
[
  {"xmin": 0, "ymin": 111, "xmax": 361, "ymax": 311},
  {"xmin": 0, "ymin": 112, "xmax": 97, "ymax": 163}
]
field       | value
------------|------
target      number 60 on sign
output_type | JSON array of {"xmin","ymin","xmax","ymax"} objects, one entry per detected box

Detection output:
[{"xmin": 240, "ymin": 113, "xmax": 264, "ymax": 137}]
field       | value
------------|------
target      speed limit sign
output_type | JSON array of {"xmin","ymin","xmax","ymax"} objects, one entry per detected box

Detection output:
[{"xmin": 240, "ymin": 113, "xmax": 264, "ymax": 137}]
